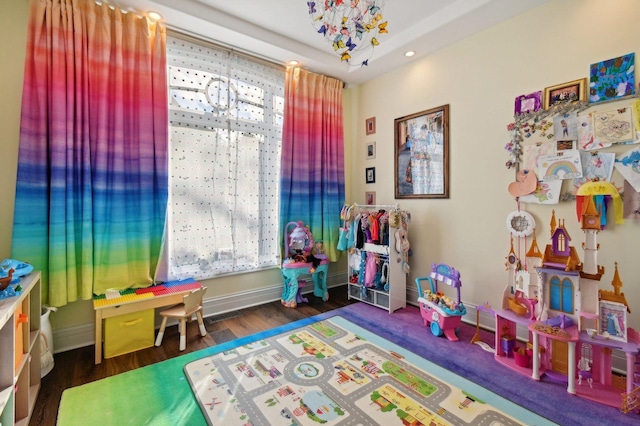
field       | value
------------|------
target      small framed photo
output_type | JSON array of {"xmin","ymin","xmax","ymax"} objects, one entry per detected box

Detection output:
[
  {"xmin": 365, "ymin": 167, "xmax": 376, "ymax": 184},
  {"xmin": 514, "ymin": 91, "xmax": 542, "ymax": 115},
  {"xmin": 365, "ymin": 117, "xmax": 376, "ymax": 135},
  {"xmin": 365, "ymin": 191, "xmax": 376, "ymax": 205},
  {"xmin": 544, "ymin": 78, "xmax": 586, "ymax": 109},
  {"xmin": 366, "ymin": 141, "xmax": 376, "ymax": 159}
]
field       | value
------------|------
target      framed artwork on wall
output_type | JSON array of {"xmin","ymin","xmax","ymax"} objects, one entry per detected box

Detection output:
[
  {"xmin": 515, "ymin": 91, "xmax": 542, "ymax": 115},
  {"xmin": 365, "ymin": 117, "xmax": 376, "ymax": 135},
  {"xmin": 543, "ymin": 78, "xmax": 586, "ymax": 109},
  {"xmin": 365, "ymin": 191, "xmax": 376, "ymax": 205},
  {"xmin": 365, "ymin": 167, "xmax": 376, "ymax": 184},
  {"xmin": 366, "ymin": 141, "xmax": 376, "ymax": 159},
  {"xmin": 394, "ymin": 104, "xmax": 449, "ymax": 199}
]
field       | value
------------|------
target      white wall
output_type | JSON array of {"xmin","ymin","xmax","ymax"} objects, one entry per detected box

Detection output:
[{"xmin": 351, "ymin": 0, "xmax": 640, "ymax": 330}]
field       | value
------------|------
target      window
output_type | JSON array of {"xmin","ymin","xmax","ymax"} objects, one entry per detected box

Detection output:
[
  {"xmin": 549, "ymin": 276, "xmax": 574, "ymax": 314},
  {"xmin": 163, "ymin": 34, "xmax": 285, "ymax": 280}
]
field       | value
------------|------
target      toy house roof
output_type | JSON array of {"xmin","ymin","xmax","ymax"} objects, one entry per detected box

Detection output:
[{"xmin": 600, "ymin": 262, "xmax": 630, "ymax": 313}]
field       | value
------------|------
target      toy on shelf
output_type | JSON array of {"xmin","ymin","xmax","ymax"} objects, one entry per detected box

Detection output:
[
  {"xmin": 416, "ymin": 263, "xmax": 466, "ymax": 341},
  {"xmin": 280, "ymin": 221, "xmax": 329, "ymax": 307},
  {"xmin": 0, "ymin": 258, "xmax": 33, "ymax": 299}
]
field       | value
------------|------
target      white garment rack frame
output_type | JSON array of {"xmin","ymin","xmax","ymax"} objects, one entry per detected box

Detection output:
[{"xmin": 352, "ymin": 203, "xmax": 399, "ymax": 211}]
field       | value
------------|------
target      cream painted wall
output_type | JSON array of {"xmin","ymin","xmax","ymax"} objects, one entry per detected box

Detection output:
[
  {"xmin": 0, "ymin": 0, "xmax": 28, "ymax": 259},
  {"xmin": 353, "ymin": 0, "xmax": 640, "ymax": 330}
]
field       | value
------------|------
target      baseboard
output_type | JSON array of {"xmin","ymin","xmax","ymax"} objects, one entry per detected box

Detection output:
[{"xmin": 53, "ymin": 272, "xmax": 347, "ymax": 354}]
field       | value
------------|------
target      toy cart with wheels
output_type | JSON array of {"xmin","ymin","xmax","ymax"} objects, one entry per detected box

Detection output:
[{"xmin": 416, "ymin": 263, "xmax": 466, "ymax": 341}]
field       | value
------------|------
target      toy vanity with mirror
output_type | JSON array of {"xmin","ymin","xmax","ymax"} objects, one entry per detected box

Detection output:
[{"xmin": 280, "ymin": 221, "xmax": 329, "ymax": 307}]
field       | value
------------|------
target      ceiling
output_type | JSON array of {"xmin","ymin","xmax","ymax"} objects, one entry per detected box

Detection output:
[{"xmin": 118, "ymin": 0, "xmax": 550, "ymax": 86}]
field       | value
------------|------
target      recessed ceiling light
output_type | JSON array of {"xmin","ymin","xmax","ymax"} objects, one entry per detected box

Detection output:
[
  {"xmin": 147, "ymin": 11, "xmax": 162, "ymax": 21},
  {"xmin": 405, "ymin": 50, "xmax": 416, "ymax": 58},
  {"xmin": 288, "ymin": 60, "xmax": 300, "ymax": 66}
]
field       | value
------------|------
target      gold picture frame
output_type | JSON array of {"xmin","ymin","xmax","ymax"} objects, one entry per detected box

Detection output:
[{"xmin": 543, "ymin": 78, "xmax": 586, "ymax": 109}]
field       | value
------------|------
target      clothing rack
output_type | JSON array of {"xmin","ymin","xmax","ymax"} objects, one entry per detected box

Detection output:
[{"xmin": 353, "ymin": 203, "xmax": 399, "ymax": 211}]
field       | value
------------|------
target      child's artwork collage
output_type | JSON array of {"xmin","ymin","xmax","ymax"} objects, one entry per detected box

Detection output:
[{"xmin": 506, "ymin": 52, "xmax": 640, "ymax": 217}]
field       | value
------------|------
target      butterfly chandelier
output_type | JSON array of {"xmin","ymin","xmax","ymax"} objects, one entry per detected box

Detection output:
[{"xmin": 307, "ymin": 0, "xmax": 389, "ymax": 66}]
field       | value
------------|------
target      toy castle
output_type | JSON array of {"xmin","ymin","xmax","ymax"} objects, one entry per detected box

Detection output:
[{"xmin": 496, "ymin": 194, "xmax": 640, "ymax": 412}]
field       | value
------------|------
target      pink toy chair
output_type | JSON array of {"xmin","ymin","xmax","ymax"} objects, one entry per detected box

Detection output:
[
  {"xmin": 577, "ymin": 357, "xmax": 593, "ymax": 388},
  {"xmin": 155, "ymin": 286, "xmax": 208, "ymax": 351}
]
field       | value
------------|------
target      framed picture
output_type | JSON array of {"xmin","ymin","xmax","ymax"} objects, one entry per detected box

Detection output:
[
  {"xmin": 365, "ymin": 117, "xmax": 376, "ymax": 135},
  {"xmin": 365, "ymin": 167, "xmax": 376, "ymax": 184},
  {"xmin": 589, "ymin": 53, "xmax": 635, "ymax": 104},
  {"xmin": 365, "ymin": 191, "xmax": 376, "ymax": 205},
  {"xmin": 394, "ymin": 104, "xmax": 449, "ymax": 199},
  {"xmin": 543, "ymin": 78, "xmax": 586, "ymax": 109},
  {"xmin": 514, "ymin": 91, "xmax": 542, "ymax": 115},
  {"xmin": 366, "ymin": 141, "xmax": 376, "ymax": 159}
]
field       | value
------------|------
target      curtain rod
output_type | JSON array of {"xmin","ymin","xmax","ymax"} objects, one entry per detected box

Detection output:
[
  {"xmin": 165, "ymin": 27, "xmax": 346, "ymax": 88},
  {"xmin": 166, "ymin": 27, "xmax": 286, "ymax": 71}
]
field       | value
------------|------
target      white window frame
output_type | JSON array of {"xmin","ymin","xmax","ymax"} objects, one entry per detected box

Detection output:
[{"xmin": 161, "ymin": 33, "xmax": 285, "ymax": 281}]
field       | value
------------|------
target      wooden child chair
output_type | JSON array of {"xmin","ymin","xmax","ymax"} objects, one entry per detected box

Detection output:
[{"xmin": 155, "ymin": 286, "xmax": 207, "ymax": 351}]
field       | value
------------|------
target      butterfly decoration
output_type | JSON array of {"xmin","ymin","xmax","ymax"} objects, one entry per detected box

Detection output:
[
  {"xmin": 307, "ymin": 1, "xmax": 316, "ymax": 14},
  {"xmin": 309, "ymin": 0, "xmax": 389, "ymax": 66},
  {"xmin": 345, "ymin": 37, "xmax": 356, "ymax": 51}
]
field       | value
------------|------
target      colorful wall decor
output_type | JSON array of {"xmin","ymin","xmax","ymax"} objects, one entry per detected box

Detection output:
[
  {"xmin": 538, "ymin": 150, "xmax": 583, "ymax": 181},
  {"xmin": 589, "ymin": 53, "xmax": 635, "ymax": 103},
  {"xmin": 593, "ymin": 107, "xmax": 635, "ymax": 145},
  {"xmin": 614, "ymin": 145, "xmax": 640, "ymax": 192}
]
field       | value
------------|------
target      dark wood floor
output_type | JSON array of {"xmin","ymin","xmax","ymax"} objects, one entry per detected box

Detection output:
[{"xmin": 30, "ymin": 285, "xmax": 354, "ymax": 426}]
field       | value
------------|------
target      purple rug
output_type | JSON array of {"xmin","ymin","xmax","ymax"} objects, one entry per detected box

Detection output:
[{"xmin": 322, "ymin": 302, "xmax": 640, "ymax": 426}]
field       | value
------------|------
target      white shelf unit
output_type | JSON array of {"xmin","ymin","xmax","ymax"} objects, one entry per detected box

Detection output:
[
  {"xmin": 347, "ymin": 205, "xmax": 408, "ymax": 313},
  {"xmin": 0, "ymin": 272, "xmax": 41, "ymax": 426}
]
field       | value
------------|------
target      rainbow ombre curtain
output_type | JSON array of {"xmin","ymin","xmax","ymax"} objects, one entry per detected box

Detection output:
[
  {"xmin": 280, "ymin": 67, "xmax": 345, "ymax": 261},
  {"xmin": 12, "ymin": 0, "xmax": 168, "ymax": 306}
]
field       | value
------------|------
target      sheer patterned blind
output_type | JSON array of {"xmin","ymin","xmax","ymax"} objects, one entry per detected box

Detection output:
[{"xmin": 164, "ymin": 34, "xmax": 285, "ymax": 280}]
